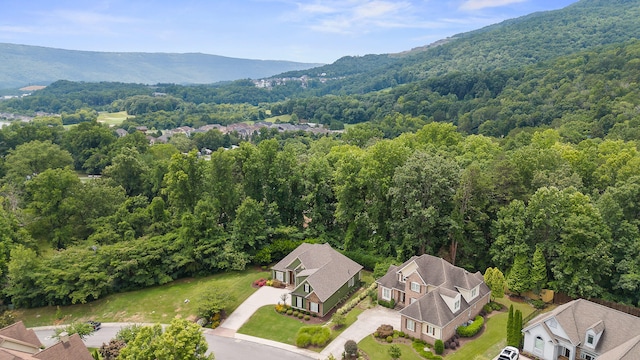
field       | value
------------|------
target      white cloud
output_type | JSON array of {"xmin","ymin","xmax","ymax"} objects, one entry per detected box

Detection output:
[{"xmin": 459, "ymin": 0, "xmax": 527, "ymax": 11}]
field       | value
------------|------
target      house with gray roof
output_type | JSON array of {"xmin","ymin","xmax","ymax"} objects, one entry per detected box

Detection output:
[
  {"xmin": 271, "ymin": 243, "xmax": 363, "ymax": 317},
  {"xmin": 522, "ymin": 298, "xmax": 640, "ymax": 360},
  {"xmin": 376, "ymin": 254, "xmax": 491, "ymax": 344}
]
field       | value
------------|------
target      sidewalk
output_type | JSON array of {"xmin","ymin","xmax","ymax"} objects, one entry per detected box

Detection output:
[{"xmin": 216, "ymin": 286, "xmax": 289, "ymax": 332}]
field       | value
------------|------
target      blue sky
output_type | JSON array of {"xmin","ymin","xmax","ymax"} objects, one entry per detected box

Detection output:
[{"xmin": 0, "ymin": 0, "xmax": 579, "ymax": 64}]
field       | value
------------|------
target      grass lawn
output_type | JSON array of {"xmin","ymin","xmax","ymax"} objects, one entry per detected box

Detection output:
[
  {"xmin": 98, "ymin": 111, "xmax": 130, "ymax": 126},
  {"xmin": 263, "ymin": 114, "xmax": 292, "ymax": 123},
  {"xmin": 237, "ymin": 305, "xmax": 314, "ymax": 345},
  {"xmin": 445, "ymin": 298, "xmax": 535, "ymax": 360},
  {"xmin": 359, "ymin": 335, "xmax": 425, "ymax": 360},
  {"xmin": 14, "ymin": 268, "xmax": 268, "ymax": 327}
]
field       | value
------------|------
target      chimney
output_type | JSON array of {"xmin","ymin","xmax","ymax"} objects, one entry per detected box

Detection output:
[{"xmin": 59, "ymin": 332, "xmax": 69, "ymax": 343}]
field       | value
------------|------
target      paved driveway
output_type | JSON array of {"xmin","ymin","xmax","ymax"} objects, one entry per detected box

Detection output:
[
  {"xmin": 218, "ymin": 286, "xmax": 290, "ymax": 332},
  {"xmin": 321, "ymin": 306, "xmax": 401, "ymax": 358}
]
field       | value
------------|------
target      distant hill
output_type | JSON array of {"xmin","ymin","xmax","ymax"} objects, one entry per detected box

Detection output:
[
  {"xmin": 0, "ymin": 43, "xmax": 322, "ymax": 89},
  {"xmin": 279, "ymin": 0, "xmax": 640, "ymax": 94}
]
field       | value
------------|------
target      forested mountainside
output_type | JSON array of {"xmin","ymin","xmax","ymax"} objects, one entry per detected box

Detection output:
[
  {"xmin": 1, "ymin": 0, "xmax": 640, "ymax": 311},
  {"xmin": 0, "ymin": 43, "xmax": 322, "ymax": 89}
]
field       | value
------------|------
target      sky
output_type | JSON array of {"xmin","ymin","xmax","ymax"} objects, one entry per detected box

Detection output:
[{"xmin": 0, "ymin": 0, "xmax": 580, "ymax": 64}]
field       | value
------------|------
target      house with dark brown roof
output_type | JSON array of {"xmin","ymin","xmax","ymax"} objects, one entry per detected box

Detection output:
[
  {"xmin": 271, "ymin": 243, "xmax": 363, "ymax": 317},
  {"xmin": 376, "ymin": 254, "xmax": 491, "ymax": 344},
  {"xmin": 0, "ymin": 321, "xmax": 93, "ymax": 360},
  {"xmin": 523, "ymin": 298, "xmax": 640, "ymax": 360}
]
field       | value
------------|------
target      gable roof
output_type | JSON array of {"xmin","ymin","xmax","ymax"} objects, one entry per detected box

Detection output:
[
  {"xmin": 273, "ymin": 243, "xmax": 363, "ymax": 302},
  {"xmin": 33, "ymin": 334, "xmax": 93, "ymax": 360},
  {"xmin": 598, "ymin": 335, "xmax": 640, "ymax": 360},
  {"xmin": 377, "ymin": 254, "xmax": 490, "ymax": 327},
  {"xmin": 524, "ymin": 299, "xmax": 640, "ymax": 355},
  {"xmin": 0, "ymin": 322, "xmax": 42, "ymax": 349}
]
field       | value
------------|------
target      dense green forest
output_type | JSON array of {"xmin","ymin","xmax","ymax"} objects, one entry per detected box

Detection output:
[{"xmin": 1, "ymin": 0, "xmax": 640, "ymax": 311}]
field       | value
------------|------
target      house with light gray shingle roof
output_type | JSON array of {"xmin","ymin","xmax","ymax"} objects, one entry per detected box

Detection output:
[
  {"xmin": 523, "ymin": 298, "xmax": 640, "ymax": 360},
  {"xmin": 271, "ymin": 243, "xmax": 363, "ymax": 317},
  {"xmin": 376, "ymin": 254, "xmax": 491, "ymax": 344},
  {"xmin": 0, "ymin": 321, "xmax": 93, "ymax": 360}
]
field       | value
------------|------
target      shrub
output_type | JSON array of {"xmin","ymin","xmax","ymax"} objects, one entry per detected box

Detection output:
[
  {"xmin": 287, "ymin": 309, "xmax": 293, "ymax": 315},
  {"xmin": 293, "ymin": 311, "xmax": 299, "ymax": 317},
  {"xmin": 491, "ymin": 301, "xmax": 503, "ymax": 311},
  {"xmin": 378, "ymin": 298, "xmax": 396, "ymax": 309},
  {"xmin": 295, "ymin": 326, "xmax": 331, "ymax": 348},
  {"xmin": 386, "ymin": 336, "xmax": 393, "ymax": 343},
  {"xmin": 344, "ymin": 340, "xmax": 358, "ymax": 358},
  {"xmin": 332, "ymin": 313, "xmax": 346, "ymax": 329},
  {"xmin": 434, "ymin": 339, "xmax": 444, "ymax": 355},
  {"xmin": 456, "ymin": 316, "xmax": 485, "ymax": 337},
  {"xmin": 412, "ymin": 340, "xmax": 442, "ymax": 359},
  {"xmin": 304, "ymin": 315, "xmax": 310, "ymax": 321},
  {"xmin": 376, "ymin": 324, "xmax": 394, "ymax": 338},
  {"xmin": 483, "ymin": 303, "xmax": 494, "ymax": 314},
  {"xmin": 531, "ymin": 299, "xmax": 547, "ymax": 309},
  {"xmin": 298, "ymin": 313, "xmax": 304, "ymax": 319},
  {"xmin": 296, "ymin": 333, "xmax": 312, "ymax": 348}
]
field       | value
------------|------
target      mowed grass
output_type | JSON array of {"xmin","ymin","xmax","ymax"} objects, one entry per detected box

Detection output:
[
  {"xmin": 238, "ymin": 305, "xmax": 312, "ymax": 344},
  {"xmin": 262, "ymin": 114, "xmax": 292, "ymax": 123},
  {"xmin": 359, "ymin": 335, "xmax": 424, "ymax": 360},
  {"xmin": 97, "ymin": 111, "xmax": 130, "ymax": 126},
  {"xmin": 445, "ymin": 297, "xmax": 535, "ymax": 360},
  {"xmin": 14, "ymin": 268, "xmax": 268, "ymax": 327}
]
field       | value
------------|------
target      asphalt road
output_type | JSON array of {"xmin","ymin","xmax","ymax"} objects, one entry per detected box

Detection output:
[{"xmin": 33, "ymin": 324, "xmax": 315, "ymax": 360}]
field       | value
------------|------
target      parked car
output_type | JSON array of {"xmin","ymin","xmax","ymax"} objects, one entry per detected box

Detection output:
[
  {"xmin": 498, "ymin": 346, "xmax": 519, "ymax": 360},
  {"xmin": 87, "ymin": 320, "xmax": 101, "ymax": 331}
]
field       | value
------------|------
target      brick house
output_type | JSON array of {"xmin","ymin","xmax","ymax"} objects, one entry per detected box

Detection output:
[
  {"xmin": 376, "ymin": 254, "xmax": 491, "ymax": 344},
  {"xmin": 0, "ymin": 321, "xmax": 93, "ymax": 360}
]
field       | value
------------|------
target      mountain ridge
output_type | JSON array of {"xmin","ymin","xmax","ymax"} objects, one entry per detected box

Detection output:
[{"xmin": 0, "ymin": 42, "xmax": 323, "ymax": 89}]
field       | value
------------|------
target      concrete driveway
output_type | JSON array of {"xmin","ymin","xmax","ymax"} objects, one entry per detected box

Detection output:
[
  {"xmin": 321, "ymin": 306, "xmax": 401, "ymax": 358},
  {"xmin": 217, "ymin": 286, "xmax": 289, "ymax": 332}
]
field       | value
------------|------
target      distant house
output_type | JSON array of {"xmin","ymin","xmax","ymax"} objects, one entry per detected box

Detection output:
[
  {"xmin": 376, "ymin": 254, "xmax": 491, "ymax": 344},
  {"xmin": 115, "ymin": 128, "xmax": 128, "ymax": 137},
  {"xmin": 522, "ymin": 298, "xmax": 640, "ymax": 360},
  {"xmin": 0, "ymin": 321, "xmax": 93, "ymax": 360},
  {"xmin": 271, "ymin": 243, "xmax": 363, "ymax": 317}
]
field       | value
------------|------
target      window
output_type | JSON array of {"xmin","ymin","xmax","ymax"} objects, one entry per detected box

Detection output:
[
  {"xmin": 275, "ymin": 271, "xmax": 284, "ymax": 282},
  {"xmin": 454, "ymin": 299, "xmax": 460, "ymax": 311},
  {"xmin": 304, "ymin": 283, "xmax": 310, "ymax": 293},
  {"xmin": 349, "ymin": 276, "xmax": 355, "ymax": 287},
  {"xmin": 296, "ymin": 296, "xmax": 303, "ymax": 308},
  {"xmin": 547, "ymin": 318, "xmax": 557, "ymax": 328},
  {"xmin": 411, "ymin": 282, "xmax": 421, "ymax": 292},
  {"xmin": 562, "ymin": 347, "xmax": 571, "ymax": 357},
  {"xmin": 382, "ymin": 287, "xmax": 391, "ymax": 301},
  {"xmin": 471, "ymin": 287, "xmax": 477, "ymax": 298},
  {"xmin": 583, "ymin": 354, "xmax": 595, "ymax": 360},
  {"xmin": 310, "ymin": 302, "xmax": 319, "ymax": 313},
  {"xmin": 406, "ymin": 319, "xmax": 415, "ymax": 332},
  {"xmin": 534, "ymin": 336, "xmax": 544, "ymax": 354},
  {"xmin": 587, "ymin": 334, "xmax": 594, "ymax": 345},
  {"xmin": 423, "ymin": 324, "xmax": 436, "ymax": 336}
]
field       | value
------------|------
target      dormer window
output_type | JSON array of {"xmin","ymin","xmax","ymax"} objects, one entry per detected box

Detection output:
[
  {"xmin": 304, "ymin": 283, "xmax": 310, "ymax": 293},
  {"xmin": 454, "ymin": 299, "xmax": 460, "ymax": 311},
  {"xmin": 587, "ymin": 334, "xmax": 594, "ymax": 345},
  {"xmin": 471, "ymin": 287, "xmax": 477, "ymax": 298}
]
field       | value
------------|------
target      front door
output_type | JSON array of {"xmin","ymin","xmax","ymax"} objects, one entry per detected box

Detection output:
[{"xmin": 400, "ymin": 291, "xmax": 405, "ymax": 305}]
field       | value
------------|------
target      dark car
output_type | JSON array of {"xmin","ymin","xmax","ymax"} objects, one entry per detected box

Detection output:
[
  {"xmin": 87, "ymin": 320, "xmax": 101, "ymax": 331},
  {"xmin": 498, "ymin": 346, "xmax": 519, "ymax": 360}
]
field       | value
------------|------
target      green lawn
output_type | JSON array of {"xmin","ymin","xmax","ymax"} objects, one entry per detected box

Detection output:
[
  {"xmin": 359, "ymin": 335, "xmax": 425, "ymax": 360},
  {"xmin": 262, "ymin": 114, "xmax": 292, "ymax": 123},
  {"xmin": 97, "ymin": 111, "xmax": 130, "ymax": 126},
  {"xmin": 238, "ymin": 305, "xmax": 314, "ymax": 344},
  {"xmin": 14, "ymin": 269, "xmax": 268, "ymax": 327},
  {"xmin": 445, "ymin": 298, "xmax": 535, "ymax": 360}
]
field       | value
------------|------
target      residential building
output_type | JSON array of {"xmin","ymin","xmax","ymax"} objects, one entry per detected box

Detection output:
[
  {"xmin": 271, "ymin": 243, "xmax": 363, "ymax": 317},
  {"xmin": 376, "ymin": 254, "xmax": 491, "ymax": 344},
  {"xmin": 0, "ymin": 321, "xmax": 93, "ymax": 360},
  {"xmin": 523, "ymin": 298, "xmax": 640, "ymax": 360}
]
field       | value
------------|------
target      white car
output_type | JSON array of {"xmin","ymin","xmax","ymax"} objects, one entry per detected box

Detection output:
[{"xmin": 498, "ymin": 346, "xmax": 519, "ymax": 360}]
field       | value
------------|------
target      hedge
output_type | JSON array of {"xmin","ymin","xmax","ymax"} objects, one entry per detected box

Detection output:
[
  {"xmin": 295, "ymin": 326, "xmax": 331, "ymax": 348},
  {"xmin": 456, "ymin": 315, "xmax": 484, "ymax": 337}
]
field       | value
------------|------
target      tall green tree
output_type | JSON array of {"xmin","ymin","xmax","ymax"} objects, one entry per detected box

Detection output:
[
  {"xmin": 531, "ymin": 244, "xmax": 548, "ymax": 294},
  {"xmin": 3, "ymin": 140, "xmax": 73, "ymax": 184},
  {"xmin": 389, "ymin": 151, "xmax": 459, "ymax": 259},
  {"xmin": 507, "ymin": 254, "xmax": 531, "ymax": 295},
  {"xmin": 162, "ymin": 150, "xmax": 204, "ymax": 213},
  {"xmin": 484, "ymin": 267, "xmax": 505, "ymax": 300}
]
